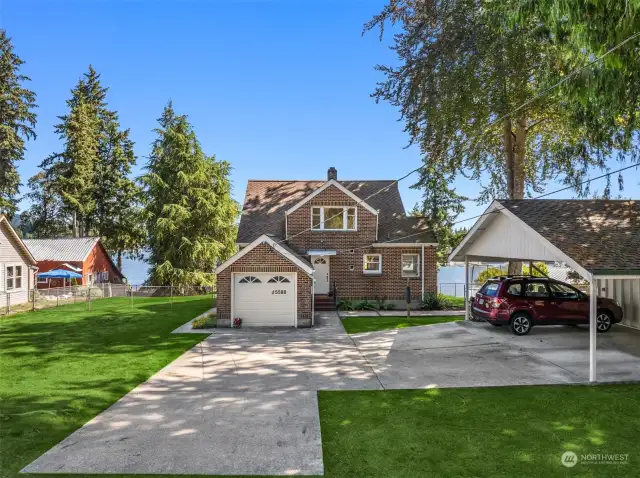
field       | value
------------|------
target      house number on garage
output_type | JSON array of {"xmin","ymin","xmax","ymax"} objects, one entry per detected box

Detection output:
[{"xmin": 272, "ymin": 290, "xmax": 287, "ymax": 295}]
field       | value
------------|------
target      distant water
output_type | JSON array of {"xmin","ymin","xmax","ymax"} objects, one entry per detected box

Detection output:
[
  {"xmin": 121, "ymin": 258, "xmax": 472, "ymax": 296},
  {"xmin": 121, "ymin": 257, "xmax": 149, "ymax": 285}
]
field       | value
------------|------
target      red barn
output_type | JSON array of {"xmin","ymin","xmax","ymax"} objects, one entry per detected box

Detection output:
[{"xmin": 23, "ymin": 237, "xmax": 125, "ymax": 289}]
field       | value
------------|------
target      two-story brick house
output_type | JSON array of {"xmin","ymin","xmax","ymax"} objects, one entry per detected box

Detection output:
[{"xmin": 214, "ymin": 167, "xmax": 438, "ymax": 327}]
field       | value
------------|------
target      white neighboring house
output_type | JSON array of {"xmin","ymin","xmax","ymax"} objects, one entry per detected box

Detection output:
[{"xmin": 0, "ymin": 215, "xmax": 38, "ymax": 307}]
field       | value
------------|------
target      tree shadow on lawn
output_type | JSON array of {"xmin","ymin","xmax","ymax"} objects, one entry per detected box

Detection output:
[
  {"xmin": 0, "ymin": 298, "xmax": 212, "ymax": 363},
  {"xmin": 0, "ymin": 298, "xmax": 212, "ymax": 478}
]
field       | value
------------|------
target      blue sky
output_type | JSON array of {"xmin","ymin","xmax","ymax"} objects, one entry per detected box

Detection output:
[{"xmin": 4, "ymin": 0, "xmax": 639, "ymax": 231}]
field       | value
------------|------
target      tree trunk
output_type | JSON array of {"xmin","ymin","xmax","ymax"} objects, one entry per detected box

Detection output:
[
  {"xmin": 505, "ymin": 116, "xmax": 527, "ymax": 275},
  {"xmin": 117, "ymin": 250, "xmax": 122, "ymax": 271},
  {"xmin": 503, "ymin": 118, "xmax": 515, "ymax": 198},
  {"xmin": 72, "ymin": 210, "xmax": 78, "ymax": 238}
]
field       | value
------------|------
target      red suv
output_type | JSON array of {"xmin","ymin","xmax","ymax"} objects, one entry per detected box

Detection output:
[{"xmin": 472, "ymin": 276, "xmax": 623, "ymax": 335}]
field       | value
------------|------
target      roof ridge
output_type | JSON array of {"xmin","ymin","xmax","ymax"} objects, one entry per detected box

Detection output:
[
  {"xmin": 23, "ymin": 236, "xmax": 100, "ymax": 240},
  {"xmin": 246, "ymin": 179, "xmax": 396, "ymax": 183}
]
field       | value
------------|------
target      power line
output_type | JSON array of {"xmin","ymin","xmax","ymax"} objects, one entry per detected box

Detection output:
[
  {"xmin": 271, "ymin": 161, "xmax": 639, "ymax": 259},
  {"xmin": 273, "ymin": 30, "xmax": 640, "ymax": 247}
]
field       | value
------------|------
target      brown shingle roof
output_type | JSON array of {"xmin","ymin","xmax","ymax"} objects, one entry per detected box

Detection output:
[
  {"xmin": 238, "ymin": 180, "xmax": 436, "ymax": 244},
  {"xmin": 498, "ymin": 199, "xmax": 640, "ymax": 274}
]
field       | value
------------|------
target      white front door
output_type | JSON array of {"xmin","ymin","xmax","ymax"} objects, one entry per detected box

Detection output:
[{"xmin": 312, "ymin": 256, "xmax": 330, "ymax": 294}]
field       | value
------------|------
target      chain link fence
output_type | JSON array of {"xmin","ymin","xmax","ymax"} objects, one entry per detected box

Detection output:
[{"xmin": 0, "ymin": 284, "xmax": 216, "ymax": 316}]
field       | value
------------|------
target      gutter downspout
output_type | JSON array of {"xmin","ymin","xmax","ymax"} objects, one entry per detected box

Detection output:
[
  {"xmin": 421, "ymin": 245, "xmax": 425, "ymax": 300},
  {"xmin": 311, "ymin": 271, "xmax": 315, "ymax": 326}
]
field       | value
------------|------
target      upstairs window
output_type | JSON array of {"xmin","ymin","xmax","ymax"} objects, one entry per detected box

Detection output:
[{"xmin": 311, "ymin": 206, "xmax": 357, "ymax": 231}]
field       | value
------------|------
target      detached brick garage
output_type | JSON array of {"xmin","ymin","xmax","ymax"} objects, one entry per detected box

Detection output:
[{"xmin": 214, "ymin": 235, "xmax": 314, "ymax": 327}]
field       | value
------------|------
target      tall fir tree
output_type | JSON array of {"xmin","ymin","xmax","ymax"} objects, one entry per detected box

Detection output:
[
  {"xmin": 20, "ymin": 171, "xmax": 69, "ymax": 238},
  {"xmin": 143, "ymin": 102, "xmax": 239, "ymax": 287},
  {"xmin": 39, "ymin": 66, "xmax": 144, "ymax": 264},
  {"xmin": 0, "ymin": 29, "xmax": 37, "ymax": 219}
]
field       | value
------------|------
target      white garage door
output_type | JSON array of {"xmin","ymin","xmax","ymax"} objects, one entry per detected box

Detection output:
[{"xmin": 233, "ymin": 273, "xmax": 296, "ymax": 326}]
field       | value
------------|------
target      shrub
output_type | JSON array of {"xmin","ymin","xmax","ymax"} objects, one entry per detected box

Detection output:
[
  {"xmin": 421, "ymin": 293, "xmax": 458, "ymax": 311},
  {"xmin": 374, "ymin": 297, "xmax": 396, "ymax": 311},
  {"xmin": 474, "ymin": 267, "xmax": 505, "ymax": 285},
  {"xmin": 337, "ymin": 300, "xmax": 354, "ymax": 311},
  {"xmin": 354, "ymin": 300, "xmax": 377, "ymax": 311},
  {"xmin": 192, "ymin": 313, "xmax": 216, "ymax": 329}
]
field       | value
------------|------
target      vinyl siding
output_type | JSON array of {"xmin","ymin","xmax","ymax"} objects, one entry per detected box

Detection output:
[
  {"xmin": 0, "ymin": 222, "xmax": 32, "ymax": 306},
  {"xmin": 596, "ymin": 277, "xmax": 640, "ymax": 329}
]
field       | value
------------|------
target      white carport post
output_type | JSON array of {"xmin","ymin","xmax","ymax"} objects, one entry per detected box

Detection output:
[
  {"xmin": 589, "ymin": 276, "xmax": 597, "ymax": 383},
  {"xmin": 464, "ymin": 255, "xmax": 469, "ymax": 321}
]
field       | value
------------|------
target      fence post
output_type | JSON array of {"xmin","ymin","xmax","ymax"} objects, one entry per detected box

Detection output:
[
  {"xmin": 170, "ymin": 285, "xmax": 173, "ymax": 307},
  {"xmin": 32, "ymin": 288, "xmax": 36, "ymax": 312},
  {"xmin": 56, "ymin": 294, "xmax": 59, "ymax": 307},
  {"xmin": 88, "ymin": 287, "xmax": 91, "ymax": 311},
  {"xmin": 7, "ymin": 293, "xmax": 10, "ymax": 314},
  {"xmin": 130, "ymin": 285, "xmax": 133, "ymax": 308}
]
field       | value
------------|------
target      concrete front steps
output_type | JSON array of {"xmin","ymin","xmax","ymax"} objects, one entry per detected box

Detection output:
[{"xmin": 314, "ymin": 294, "xmax": 336, "ymax": 311}]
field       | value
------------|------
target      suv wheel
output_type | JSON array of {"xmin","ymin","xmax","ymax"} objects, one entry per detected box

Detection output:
[
  {"xmin": 510, "ymin": 313, "xmax": 532, "ymax": 335},
  {"xmin": 596, "ymin": 311, "xmax": 613, "ymax": 333}
]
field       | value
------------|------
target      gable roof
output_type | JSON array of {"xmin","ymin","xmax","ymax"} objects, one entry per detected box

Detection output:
[
  {"xmin": 0, "ymin": 215, "xmax": 37, "ymax": 265},
  {"xmin": 23, "ymin": 237, "xmax": 102, "ymax": 262},
  {"xmin": 499, "ymin": 199, "xmax": 640, "ymax": 275},
  {"xmin": 285, "ymin": 180, "xmax": 379, "ymax": 216},
  {"xmin": 450, "ymin": 199, "xmax": 640, "ymax": 276},
  {"xmin": 237, "ymin": 179, "xmax": 432, "ymax": 244},
  {"xmin": 214, "ymin": 234, "xmax": 314, "ymax": 274}
]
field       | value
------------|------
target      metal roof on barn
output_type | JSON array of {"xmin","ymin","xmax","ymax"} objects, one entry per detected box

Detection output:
[{"xmin": 23, "ymin": 237, "xmax": 102, "ymax": 262}]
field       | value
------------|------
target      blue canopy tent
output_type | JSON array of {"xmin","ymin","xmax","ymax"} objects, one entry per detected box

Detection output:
[{"xmin": 37, "ymin": 269, "xmax": 83, "ymax": 290}]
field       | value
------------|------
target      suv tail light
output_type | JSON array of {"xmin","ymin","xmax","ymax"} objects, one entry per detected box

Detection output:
[{"xmin": 489, "ymin": 298, "xmax": 505, "ymax": 309}]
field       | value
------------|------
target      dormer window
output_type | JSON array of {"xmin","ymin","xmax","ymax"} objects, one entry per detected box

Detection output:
[{"xmin": 311, "ymin": 206, "xmax": 357, "ymax": 231}]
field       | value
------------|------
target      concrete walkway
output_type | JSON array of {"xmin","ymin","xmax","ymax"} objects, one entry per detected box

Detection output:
[{"xmin": 22, "ymin": 313, "xmax": 640, "ymax": 475}]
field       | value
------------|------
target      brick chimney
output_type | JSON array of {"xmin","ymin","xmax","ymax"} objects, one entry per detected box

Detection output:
[{"xmin": 327, "ymin": 167, "xmax": 337, "ymax": 181}]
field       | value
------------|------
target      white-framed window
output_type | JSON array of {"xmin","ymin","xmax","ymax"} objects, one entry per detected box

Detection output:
[
  {"xmin": 37, "ymin": 275, "xmax": 49, "ymax": 284},
  {"xmin": 96, "ymin": 271, "xmax": 109, "ymax": 283},
  {"xmin": 363, "ymin": 254, "xmax": 382, "ymax": 274},
  {"xmin": 6, "ymin": 264, "xmax": 23, "ymax": 290},
  {"xmin": 311, "ymin": 206, "xmax": 357, "ymax": 231},
  {"xmin": 402, "ymin": 254, "xmax": 420, "ymax": 277}
]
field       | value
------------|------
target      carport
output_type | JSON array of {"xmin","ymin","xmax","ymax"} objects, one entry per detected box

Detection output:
[{"xmin": 450, "ymin": 199, "xmax": 640, "ymax": 382}]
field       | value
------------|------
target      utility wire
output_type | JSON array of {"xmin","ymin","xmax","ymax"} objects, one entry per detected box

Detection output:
[
  {"xmin": 272, "ymin": 161, "xmax": 639, "ymax": 259},
  {"xmin": 273, "ymin": 30, "xmax": 640, "ymax": 247}
]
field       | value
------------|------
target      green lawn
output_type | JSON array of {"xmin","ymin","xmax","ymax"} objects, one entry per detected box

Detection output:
[
  {"xmin": 319, "ymin": 385, "xmax": 639, "ymax": 477},
  {"xmin": 341, "ymin": 315, "xmax": 464, "ymax": 334},
  {"xmin": 3, "ymin": 298, "xmax": 638, "ymax": 478},
  {"xmin": 0, "ymin": 296, "xmax": 213, "ymax": 478}
]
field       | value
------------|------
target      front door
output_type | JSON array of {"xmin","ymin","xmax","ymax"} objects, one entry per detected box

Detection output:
[{"xmin": 312, "ymin": 256, "xmax": 330, "ymax": 294}]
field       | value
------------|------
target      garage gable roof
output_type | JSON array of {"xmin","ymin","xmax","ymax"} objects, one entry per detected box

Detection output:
[
  {"xmin": 214, "ymin": 234, "xmax": 314, "ymax": 275},
  {"xmin": 450, "ymin": 199, "xmax": 640, "ymax": 276}
]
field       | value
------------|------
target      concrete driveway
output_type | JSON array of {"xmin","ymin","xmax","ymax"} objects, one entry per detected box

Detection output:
[
  {"xmin": 352, "ymin": 320, "xmax": 640, "ymax": 389},
  {"xmin": 22, "ymin": 312, "xmax": 380, "ymax": 476},
  {"xmin": 23, "ymin": 313, "xmax": 640, "ymax": 475}
]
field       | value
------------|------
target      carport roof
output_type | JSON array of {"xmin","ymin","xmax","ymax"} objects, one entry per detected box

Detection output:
[
  {"xmin": 450, "ymin": 199, "xmax": 640, "ymax": 276},
  {"xmin": 499, "ymin": 200, "xmax": 640, "ymax": 274}
]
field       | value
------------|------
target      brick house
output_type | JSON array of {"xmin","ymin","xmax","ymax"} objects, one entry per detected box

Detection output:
[
  {"xmin": 23, "ymin": 237, "xmax": 125, "ymax": 288},
  {"xmin": 215, "ymin": 167, "xmax": 438, "ymax": 327}
]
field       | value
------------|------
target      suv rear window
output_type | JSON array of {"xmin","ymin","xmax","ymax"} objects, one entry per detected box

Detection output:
[{"xmin": 479, "ymin": 281, "xmax": 500, "ymax": 297}]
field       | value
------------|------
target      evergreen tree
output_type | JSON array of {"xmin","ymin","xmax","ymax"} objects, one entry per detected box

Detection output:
[
  {"xmin": 143, "ymin": 102, "xmax": 239, "ymax": 287},
  {"xmin": 0, "ymin": 29, "xmax": 37, "ymax": 219},
  {"xmin": 39, "ymin": 66, "xmax": 144, "ymax": 265},
  {"xmin": 20, "ymin": 171, "xmax": 69, "ymax": 238}
]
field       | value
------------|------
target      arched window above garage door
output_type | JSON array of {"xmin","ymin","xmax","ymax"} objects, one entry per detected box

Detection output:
[
  {"xmin": 239, "ymin": 276, "xmax": 262, "ymax": 283},
  {"xmin": 268, "ymin": 275, "xmax": 291, "ymax": 283}
]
